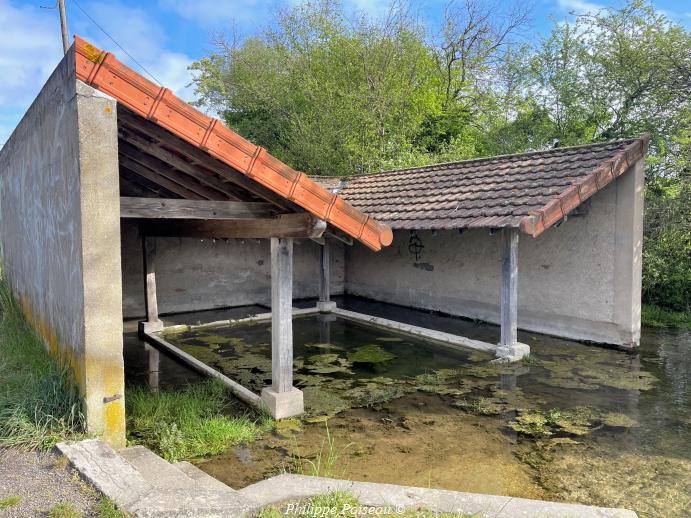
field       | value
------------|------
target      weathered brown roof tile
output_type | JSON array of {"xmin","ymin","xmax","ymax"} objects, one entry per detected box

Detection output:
[{"xmin": 313, "ymin": 137, "xmax": 649, "ymax": 237}]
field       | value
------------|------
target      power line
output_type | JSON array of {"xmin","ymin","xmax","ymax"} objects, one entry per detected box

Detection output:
[{"xmin": 71, "ymin": 0, "xmax": 163, "ymax": 85}]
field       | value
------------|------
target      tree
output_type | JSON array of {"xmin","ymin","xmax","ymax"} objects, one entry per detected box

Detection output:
[{"xmin": 191, "ymin": 0, "xmax": 440, "ymax": 176}]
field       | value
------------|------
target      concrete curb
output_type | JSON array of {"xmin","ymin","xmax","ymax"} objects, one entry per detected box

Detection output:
[
  {"xmin": 332, "ymin": 307, "xmax": 497, "ymax": 354},
  {"xmin": 239, "ymin": 474, "xmax": 638, "ymax": 518}
]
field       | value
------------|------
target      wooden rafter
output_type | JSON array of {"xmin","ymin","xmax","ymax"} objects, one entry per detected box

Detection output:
[
  {"xmin": 118, "ymin": 108, "xmax": 301, "ymax": 212},
  {"xmin": 120, "ymin": 165, "xmax": 182, "ymax": 199},
  {"xmin": 119, "ymin": 141, "xmax": 229, "ymax": 201},
  {"xmin": 118, "ymin": 125, "xmax": 248, "ymax": 202},
  {"xmin": 119, "ymin": 154, "xmax": 206, "ymax": 200}
]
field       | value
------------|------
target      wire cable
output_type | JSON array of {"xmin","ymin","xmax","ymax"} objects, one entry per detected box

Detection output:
[{"xmin": 71, "ymin": 0, "xmax": 163, "ymax": 85}]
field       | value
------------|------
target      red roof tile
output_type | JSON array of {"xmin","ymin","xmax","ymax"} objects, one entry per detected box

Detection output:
[{"xmin": 72, "ymin": 36, "xmax": 393, "ymax": 251}]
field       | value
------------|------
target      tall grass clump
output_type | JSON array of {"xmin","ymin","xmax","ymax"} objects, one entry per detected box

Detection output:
[
  {"xmin": 0, "ymin": 281, "xmax": 85, "ymax": 450},
  {"xmin": 126, "ymin": 379, "xmax": 271, "ymax": 462}
]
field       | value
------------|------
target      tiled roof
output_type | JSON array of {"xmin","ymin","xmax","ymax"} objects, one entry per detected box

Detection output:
[
  {"xmin": 320, "ymin": 138, "xmax": 648, "ymax": 237},
  {"xmin": 72, "ymin": 36, "xmax": 392, "ymax": 251}
]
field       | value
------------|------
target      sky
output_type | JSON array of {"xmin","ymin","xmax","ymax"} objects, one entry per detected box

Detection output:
[{"xmin": 0, "ymin": 0, "xmax": 689, "ymax": 147}]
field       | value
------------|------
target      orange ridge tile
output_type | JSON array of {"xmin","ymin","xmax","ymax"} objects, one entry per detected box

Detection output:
[
  {"xmin": 519, "ymin": 136, "xmax": 648, "ymax": 238},
  {"xmin": 73, "ymin": 36, "xmax": 392, "ymax": 251}
]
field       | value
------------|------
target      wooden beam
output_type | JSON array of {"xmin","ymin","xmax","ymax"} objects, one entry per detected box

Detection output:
[
  {"xmin": 118, "ymin": 108, "xmax": 300, "ymax": 211},
  {"xmin": 271, "ymin": 237, "xmax": 293, "ymax": 393},
  {"xmin": 120, "ymin": 155, "xmax": 206, "ymax": 200},
  {"xmin": 140, "ymin": 213, "xmax": 326, "ymax": 239},
  {"xmin": 121, "ymin": 197, "xmax": 279, "ymax": 220},
  {"xmin": 119, "ymin": 141, "xmax": 227, "ymax": 201},
  {"xmin": 319, "ymin": 241, "xmax": 330, "ymax": 303},
  {"xmin": 500, "ymin": 228, "xmax": 519, "ymax": 346},
  {"xmin": 119, "ymin": 127, "xmax": 246, "ymax": 201},
  {"xmin": 142, "ymin": 235, "xmax": 161, "ymax": 325}
]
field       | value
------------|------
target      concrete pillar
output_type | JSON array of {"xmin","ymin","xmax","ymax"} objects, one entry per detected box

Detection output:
[
  {"xmin": 496, "ymin": 228, "xmax": 529, "ymax": 361},
  {"xmin": 75, "ymin": 80, "xmax": 126, "ymax": 447},
  {"xmin": 613, "ymin": 159, "xmax": 644, "ymax": 347},
  {"xmin": 261, "ymin": 238, "xmax": 304, "ymax": 418},
  {"xmin": 317, "ymin": 240, "xmax": 336, "ymax": 312}
]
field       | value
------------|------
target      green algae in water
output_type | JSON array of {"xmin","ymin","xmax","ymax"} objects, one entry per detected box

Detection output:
[
  {"xmin": 347, "ymin": 344, "xmax": 396, "ymax": 364},
  {"xmin": 302, "ymin": 386, "xmax": 350, "ymax": 422},
  {"xmin": 509, "ymin": 407, "xmax": 598, "ymax": 438},
  {"xmin": 600, "ymin": 412, "xmax": 639, "ymax": 428},
  {"xmin": 454, "ymin": 397, "xmax": 505, "ymax": 416}
]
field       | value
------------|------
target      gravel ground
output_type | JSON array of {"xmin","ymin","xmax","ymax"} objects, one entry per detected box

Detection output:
[{"xmin": 0, "ymin": 447, "xmax": 103, "ymax": 517}]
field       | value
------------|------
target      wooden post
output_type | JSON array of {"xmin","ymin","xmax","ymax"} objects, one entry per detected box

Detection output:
[
  {"xmin": 317, "ymin": 241, "xmax": 337, "ymax": 312},
  {"xmin": 319, "ymin": 242, "xmax": 330, "ymax": 303},
  {"xmin": 271, "ymin": 237, "xmax": 294, "ymax": 393},
  {"xmin": 500, "ymin": 228, "xmax": 519, "ymax": 347},
  {"xmin": 139, "ymin": 235, "xmax": 163, "ymax": 334}
]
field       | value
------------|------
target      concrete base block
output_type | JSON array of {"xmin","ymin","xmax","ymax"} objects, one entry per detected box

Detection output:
[
  {"xmin": 316, "ymin": 301, "xmax": 337, "ymax": 312},
  {"xmin": 260, "ymin": 387, "xmax": 304, "ymax": 419},
  {"xmin": 138, "ymin": 320, "xmax": 164, "ymax": 335},
  {"xmin": 494, "ymin": 342, "xmax": 530, "ymax": 362}
]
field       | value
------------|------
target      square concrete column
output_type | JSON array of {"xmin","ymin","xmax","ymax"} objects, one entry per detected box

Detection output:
[
  {"xmin": 261, "ymin": 238, "xmax": 304, "ymax": 418},
  {"xmin": 612, "ymin": 159, "xmax": 644, "ymax": 347},
  {"xmin": 317, "ymin": 240, "xmax": 337, "ymax": 312},
  {"xmin": 496, "ymin": 228, "xmax": 530, "ymax": 361}
]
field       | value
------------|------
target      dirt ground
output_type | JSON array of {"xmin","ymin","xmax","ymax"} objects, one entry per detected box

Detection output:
[{"xmin": 0, "ymin": 448, "xmax": 102, "ymax": 517}]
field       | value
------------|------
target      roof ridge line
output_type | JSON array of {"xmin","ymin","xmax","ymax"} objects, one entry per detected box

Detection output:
[{"xmin": 347, "ymin": 137, "xmax": 643, "ymax": 180}]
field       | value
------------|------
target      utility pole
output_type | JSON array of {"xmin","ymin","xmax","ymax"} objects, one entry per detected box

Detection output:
[{"xmin": 58, "ymin": 0, "xmax": 69, "ymax": 54}]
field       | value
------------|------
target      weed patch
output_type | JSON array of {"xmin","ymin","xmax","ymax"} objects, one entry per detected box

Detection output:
[
  {"xmin": 0, "ymin": 281, "xmax": 85, "ymax": 450},
  {"xmin": 126, "ymin": 379, "xmax": 271, "ymax": 462}
]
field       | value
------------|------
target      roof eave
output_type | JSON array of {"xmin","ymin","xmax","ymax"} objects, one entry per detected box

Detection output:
[{"xmin": 519, "ymin": 135, "xmax": 650, "ymax": 238}]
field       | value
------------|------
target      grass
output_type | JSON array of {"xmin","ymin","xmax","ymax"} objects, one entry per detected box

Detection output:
[
  {"xmin": 0, "ymin": 495, "xmax": 22, "ymax": 509},
  {"xmin": 95, "ymin": 497, "xmax": 129, "ymax": 518},
  {"xmin": 286, "ymin": 423, "xmax": 351, "ymax": 478},
  {"xmin": 0, "ymin": 281, "xmax": 85, "ymax": 450},
  {"xmin": 126, "ymin": 379, "xmax": 272, "ymax": 462},
  {"xmin": 641, "ymin": 304, "xmax": 691, "ymax": 329},
  {"xmin": 47, "ymin": 502, "xmax": 80, "ymax": 518}
]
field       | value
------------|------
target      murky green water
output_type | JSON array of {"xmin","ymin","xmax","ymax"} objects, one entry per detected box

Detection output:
[{"xmin": 124, "ymin": 298, "xmax": 691, "ymax": 517}]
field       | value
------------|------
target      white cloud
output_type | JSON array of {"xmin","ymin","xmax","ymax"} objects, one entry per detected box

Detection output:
[
  {"xmin": 0, "ymin": 0, "xmax": 197, "ymax": 146},
  {"xmin": 72, "ymin": 1, "xmax": 195, "ymax": 99},
  {"xmin": 0, "ymin": 0, "xmax": 64, "ymax": 145},
  {"xmin": 556, "ymin": 0, "xmax": 604, "ymax": 15}
]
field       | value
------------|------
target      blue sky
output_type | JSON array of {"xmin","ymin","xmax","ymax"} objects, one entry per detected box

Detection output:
[{"xmin": 1, "ymin": 0, "xmax": 689, "ymax": 147}]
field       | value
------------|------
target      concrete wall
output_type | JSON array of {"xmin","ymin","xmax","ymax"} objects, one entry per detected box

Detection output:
[
  {"xmin": 345, "ymin": 162, "xmax": 644, "ymax": 346},
  {"xmin": 0, "ymin": 50, "xmax": 125, "ymax": 446},
  {"xmin": 120, "ymin": 220, "xmax": 345, "ymax": 318}
]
